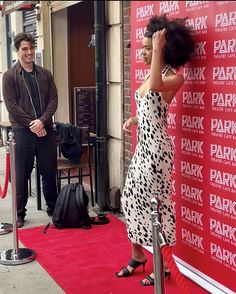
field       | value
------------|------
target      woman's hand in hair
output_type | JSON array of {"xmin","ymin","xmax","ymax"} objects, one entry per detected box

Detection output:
[{"xmin": 152, "ymin": 28, "xmax": 167, "ymax": 51}]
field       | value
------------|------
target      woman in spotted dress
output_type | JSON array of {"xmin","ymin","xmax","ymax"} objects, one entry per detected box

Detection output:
[{"xmin": 116, "ymin": 15, "xmax": 194, "ymax": 286}]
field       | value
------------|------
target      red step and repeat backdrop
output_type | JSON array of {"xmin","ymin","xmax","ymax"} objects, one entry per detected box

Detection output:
[{"xmin": 130, "ymin": 1, "xmax": 236, "ymax": 293}]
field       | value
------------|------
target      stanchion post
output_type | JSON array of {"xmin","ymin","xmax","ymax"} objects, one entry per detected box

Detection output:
[
  {"xmin": 0, "ymin": 131, "xmax": 36, "ymax": 265},
  {"xmin": 151, "ymin": 197, "xmax": 165, "ymax": 294},
  {"xmin": 9, "ymin": 132, "xmax": 19, "ymax": 254}
]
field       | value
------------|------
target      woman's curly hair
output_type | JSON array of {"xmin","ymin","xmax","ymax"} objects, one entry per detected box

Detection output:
[{"xmin": 145, "ymin": 14, "xmax": 195, "ymax": 69}]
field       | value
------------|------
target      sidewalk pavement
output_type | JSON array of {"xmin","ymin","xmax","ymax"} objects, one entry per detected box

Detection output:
[{"xmin": 0, "ymin": 145, "xmax": 99, "ymax": 294}]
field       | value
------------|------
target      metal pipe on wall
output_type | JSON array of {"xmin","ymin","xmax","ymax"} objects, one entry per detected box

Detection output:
[
  {"xmin": 94, "ymin": 1, "xmax": 109, "ymax": 210},
  {"xmin": 47, "ymin": 1, "xmax": 54, "ymax": 74}
]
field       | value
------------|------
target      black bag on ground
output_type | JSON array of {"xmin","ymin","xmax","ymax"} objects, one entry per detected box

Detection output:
[{"xmin": 52, "ymin": 183, "xmax": 91, "ymax": 229}]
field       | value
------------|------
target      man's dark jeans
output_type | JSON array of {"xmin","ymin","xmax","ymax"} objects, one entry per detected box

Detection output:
[{"xmin": 13, "ymin": 128, "xmax": 58, "ymax": 219}]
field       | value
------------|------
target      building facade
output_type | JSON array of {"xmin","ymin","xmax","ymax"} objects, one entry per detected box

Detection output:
[{"xmin": 0, "ymin": 1, "xmax": 132, "ymax": 197}]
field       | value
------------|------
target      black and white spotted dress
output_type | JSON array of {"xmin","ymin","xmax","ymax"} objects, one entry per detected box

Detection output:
[{"xmin": 121, "ymin": 65, "xmax": 176, "ymax": 247}]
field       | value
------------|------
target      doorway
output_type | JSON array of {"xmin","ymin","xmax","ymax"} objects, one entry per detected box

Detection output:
[
  {"xmin": 68, "ymin": 1, "xmax": 95, "ymax": 125},
  {"xmin": 52, "ymin": 1, "xmax": 95, "ymax": 125}
]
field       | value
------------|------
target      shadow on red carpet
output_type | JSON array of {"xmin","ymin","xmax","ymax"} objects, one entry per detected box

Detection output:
[{"xmin": 19, "ymin": 214, "xmax": 208, "ymax": 294}]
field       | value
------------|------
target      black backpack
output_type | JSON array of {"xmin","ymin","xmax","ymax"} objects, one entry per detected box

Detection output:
[{"xmin": 52, "ymin": 183, "xmax": 91, "ymax": 229}]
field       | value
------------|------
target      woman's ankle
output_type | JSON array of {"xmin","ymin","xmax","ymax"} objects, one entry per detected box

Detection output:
[
  {"xmin": 131, "ymin": 244, "xmax": 146, "ymax": 261},
  {"xmin": 132, "ymin": 254, "xmax": 147, "ymax": 262}
]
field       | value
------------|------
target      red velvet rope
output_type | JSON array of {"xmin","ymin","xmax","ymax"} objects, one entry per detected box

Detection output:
[
  {"xmin": 0, "ymin": 151, "xmax": 10, "ymax": 199},
  {"xmin": 161, "ymin": 245, "xmax": 192, "ymax": 294}
]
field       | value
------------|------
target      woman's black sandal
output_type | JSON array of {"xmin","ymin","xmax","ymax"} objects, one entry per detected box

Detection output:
[
  {"xmin": 115, "ymin": 258, "xmax": 147, "ymax": 278},
  {"xmin": 140, "ymin": 274, "xmax": 154, "ymax": 286},
  {"xmin": 140, "ymin": 271, "xmax": 171, "ymax": 286}
]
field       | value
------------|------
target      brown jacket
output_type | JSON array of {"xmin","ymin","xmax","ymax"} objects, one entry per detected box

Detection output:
[{"xmin": 2, "ymin": 61, "xmax": 58, "ymax": 129}]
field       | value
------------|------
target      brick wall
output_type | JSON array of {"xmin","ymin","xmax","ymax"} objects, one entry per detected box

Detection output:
[{"xmin": 122, "ymin": 1, "xmax": 132, "ymax": 175}]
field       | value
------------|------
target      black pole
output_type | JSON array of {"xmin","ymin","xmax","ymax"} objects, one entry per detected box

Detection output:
[{"xmin": 94, "ymin": 1, "xmax": 109, "ymax": 210}]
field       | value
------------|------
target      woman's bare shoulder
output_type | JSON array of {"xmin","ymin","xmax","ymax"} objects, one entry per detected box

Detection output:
[{"xmin": 164, "ymin": 71, "xmax": 184, "ymax": 90}]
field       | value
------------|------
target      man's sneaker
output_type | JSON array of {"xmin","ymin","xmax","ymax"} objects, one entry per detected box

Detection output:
[
  {"xmin": 46, "ymin": 208, "xmax": 54, "ymax": 217},
  {"xmin": 17, "ymin": 218, "xmax": 24, "ymax": 228}
]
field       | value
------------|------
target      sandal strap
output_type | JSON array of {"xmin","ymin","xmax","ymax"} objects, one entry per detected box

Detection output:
[
  {"xmin": 145, "ymin": 275, "xmax": 154, "ymax": 284},
  {"xmin": 116, "ymin": 258, "xmax": 147, "ymax": 278},
  {"xmin": 141, "ymin": 275, "xmax": 154, "ymax": 286},
  {"xmin": 128, "ymin": 258, "xmax": 144, "ymax": 268},
  {"xmin": 118, "ymin": 267, "xmax": 131, "ymax": 277}
]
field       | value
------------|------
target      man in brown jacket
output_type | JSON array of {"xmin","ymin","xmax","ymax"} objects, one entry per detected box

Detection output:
[{"xmin": 2, "ymin": 33, "xmax": 58, "ymax": 228}]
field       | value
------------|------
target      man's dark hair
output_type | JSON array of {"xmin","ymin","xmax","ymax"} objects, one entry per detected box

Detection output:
[
  {"xmin": 145, "ymin": 14, "xmax": 195, "ymax": 69},
  {"xmin": 14, "ymin": 32, "xmax": 35, "ymax": 50}
]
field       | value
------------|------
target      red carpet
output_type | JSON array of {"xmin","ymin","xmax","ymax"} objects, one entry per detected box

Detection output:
[{"xmin": 19, "ymin": 214, "xmax": 208, "ymax": 294}]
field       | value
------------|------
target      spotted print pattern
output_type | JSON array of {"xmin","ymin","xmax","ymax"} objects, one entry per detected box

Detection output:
[{"xmin": 121, "ymin": 66, "xmax": 176, "ymax": 246}]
